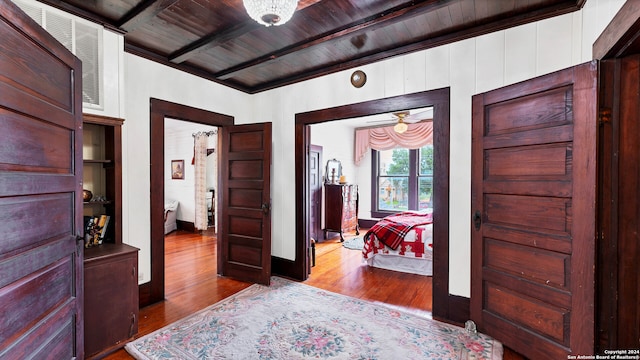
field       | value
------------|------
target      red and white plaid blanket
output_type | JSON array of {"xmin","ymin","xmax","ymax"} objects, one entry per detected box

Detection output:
[{"xmin": 364, "ymin": 211, "xmax": 433, "ymax": 250}]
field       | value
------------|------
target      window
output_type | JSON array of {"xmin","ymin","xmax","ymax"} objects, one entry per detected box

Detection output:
[{"xmin": 372, "ymin": 145, "xmax": 433, "ymax": 217}]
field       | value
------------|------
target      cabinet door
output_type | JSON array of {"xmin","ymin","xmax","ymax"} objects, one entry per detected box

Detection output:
[{"xmin": 84, "ymin": 252, "xmax": 138, "ymax": 357}]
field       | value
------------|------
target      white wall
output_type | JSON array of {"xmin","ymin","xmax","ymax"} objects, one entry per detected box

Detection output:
[
  {"xmin": 51, "ymin": 0, "xmax": 623, "ymax": 292},
  {"xmin": 252, "ymin": 0, "xmax": 626, "ymax": 297},
  {"xmin": 164, "ymin": 119, "xmax": 218, "ymax": 223},
  {"xmin": 310, "ymin": 121, "xmax": 361, "ymax": 230},
  {"xmin": 121, "ymin": 55, "xmax": 252, "ymax": 283}
]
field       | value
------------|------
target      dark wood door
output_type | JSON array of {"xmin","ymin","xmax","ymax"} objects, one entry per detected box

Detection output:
[
  {"xmin": 309, "ymin": 145, "xmax": 322, "ymax": 243},
  {"xmin": 219, "ymin": 123, "xmax": 272, "ymax": 285},
  {"xmin": 471, "ymin": 62, "xmax": 597, "ymax": 359},
  {"xmin": 0, "ymin": 1, "xmax": 84, "ymax": 358}
]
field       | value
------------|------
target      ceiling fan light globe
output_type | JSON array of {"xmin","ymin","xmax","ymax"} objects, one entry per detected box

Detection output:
[
  {"xmin": 243, "ymin": 0, "xmax": 298, "ymax": 26},
  {"xmin": 394, "ymin": 122, "xmax": 408, "ymax": 134}
]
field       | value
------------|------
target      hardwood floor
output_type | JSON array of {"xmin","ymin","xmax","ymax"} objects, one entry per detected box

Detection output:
[{"xmin": 103, "ymin": 229, "xmax": 524, "ymax": 359}]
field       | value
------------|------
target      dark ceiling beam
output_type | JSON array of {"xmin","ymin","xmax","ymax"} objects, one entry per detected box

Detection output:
[
  {"xmin": 124, "ymin": 42, "xmax": 252, "ymax": 93},
  {"xmin": 252, "ymin": 1, "xmax": 586, "ymax": 93},
  {"xmin": 118, "ymin": 0, "xmax": 180, "ymax": 32},
  {"xmin": 168, "ymin": 0, "xmax": 436, "ymax": 65},
  {"xmin": 214, "ymin": 0, "xmax": 452, "ymax": 80},
  {"xmin": 167, "ymin": 0, "xmax": 323, "ymax": 63},
  {"xmin": 169, "ymin": 21, "xmax": 261, "ymax": 64}
]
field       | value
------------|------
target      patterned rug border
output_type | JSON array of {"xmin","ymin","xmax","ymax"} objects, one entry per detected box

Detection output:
[{"xmin": 125, "ymin": 277, "xmax": 503, "ymax": 360}]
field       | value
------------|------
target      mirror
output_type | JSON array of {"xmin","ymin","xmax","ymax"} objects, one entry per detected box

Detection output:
[{"xmin": 325, "ymin": 158, "xmax": 342, "ymax": 184}]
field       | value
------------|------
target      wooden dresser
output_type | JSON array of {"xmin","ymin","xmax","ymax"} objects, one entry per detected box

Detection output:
[{"xmin": 324, "ymin": 184, "xmax": 359, "ymax": 241}]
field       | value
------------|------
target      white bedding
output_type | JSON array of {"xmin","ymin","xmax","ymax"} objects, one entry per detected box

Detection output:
[{"xmin": 362, "ymin": 223, "xmax": 433, "ymax": 276}]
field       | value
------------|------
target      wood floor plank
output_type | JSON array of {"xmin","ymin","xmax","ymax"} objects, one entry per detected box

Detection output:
[{"xmin": 103, "ymin": 229, "xmax": 524, "ymax": 359}]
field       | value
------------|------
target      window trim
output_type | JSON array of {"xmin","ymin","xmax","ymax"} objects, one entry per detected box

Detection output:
[{"xmin": 370, "ymin": 147, "xmax": 431, "ymax": 218}]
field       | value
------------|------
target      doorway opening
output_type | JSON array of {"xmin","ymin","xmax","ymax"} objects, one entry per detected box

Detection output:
[
  {"xmin": 143, "ymin": 98, "xmax": 233, "ymax": 307},
  {"xmin": 293, "ymin": 88, "xmax": 457, "ymax": 321},
  {"xmin": 164, "ymin": 118, "xmax": 219, "ymax": 235}
]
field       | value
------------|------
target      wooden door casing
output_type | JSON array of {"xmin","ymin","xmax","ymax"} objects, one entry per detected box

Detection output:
[
  {"xmin": 0, "ymin": 0, "xmax": 84, "ymax": 358},
  {"xmin": 471, "ymin": 62, "xmax": 597, "ymax": 359},
  {"xmin": 219, "ymin": 123, "xmax": 272, "ymax": 285}
]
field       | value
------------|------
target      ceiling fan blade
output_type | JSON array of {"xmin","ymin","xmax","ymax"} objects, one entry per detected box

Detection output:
[
  {"xmin": 404, "ymin": 109, "xmax": 433, "ymax": 123},
  {"xmin": 366, "ymin": 118, "xmax": 396, "ymax": 124}
]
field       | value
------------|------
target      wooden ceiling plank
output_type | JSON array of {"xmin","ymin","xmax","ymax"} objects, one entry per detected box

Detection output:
[
  {"xmin": 125, "ymin": 41, "xmax": 252, "ymax": 93},
  {"xmin": 118, "ymin": 0, "xmax": 181, "ymax": 32},
  {"xmin": 215, "ymin": 0, "xmax": 454, "ymax": 80},
  {"xmin": 169, "ymin": 21, "xmax": 261, "ymax": 64},
  {"xmin": 247, "ymin": 1, "xmax": 586, "ymax": 93},
  {"xmin": 167, "ymin": 0, "xmax": 330, "ymax": 64}
]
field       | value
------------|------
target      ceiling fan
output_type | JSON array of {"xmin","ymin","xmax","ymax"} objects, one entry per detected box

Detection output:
[{"xmin": 366, "ymin": 109, "xmax": 432, "ymax": 133}]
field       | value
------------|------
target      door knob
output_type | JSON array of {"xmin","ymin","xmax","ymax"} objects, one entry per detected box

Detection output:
[{"xmin": 261, "ymin": 202, "xmax": 270, "ymax": 215}]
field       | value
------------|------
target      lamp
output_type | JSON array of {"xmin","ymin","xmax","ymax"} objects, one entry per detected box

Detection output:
[
  {"xmin": 393, "ymin": 112, "xmax": 409, "ymax": 134},
  {"xmin": 243, "ymin": 0, "xmax": 299, "ymax": 26}
]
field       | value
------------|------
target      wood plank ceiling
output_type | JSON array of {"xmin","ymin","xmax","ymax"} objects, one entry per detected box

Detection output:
[{"xmin": 38, "ymin": 0, "xmax": 586, "ymax": 93}]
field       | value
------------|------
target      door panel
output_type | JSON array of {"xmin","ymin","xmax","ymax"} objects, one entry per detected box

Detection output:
[
  {"xmin": 309, "ymin": 145, "xmax": 322, "ymax": 244},
  {"xmin": 219, "ymin": 123, "xmax": 272, "ymax": 285},
  {"xmin": 0, "ymin": 1, "xmax": 83, "ymax": 358},
  {"xmin": 471, "ymin": 62, "xmax": 597, "ymax": 359}
]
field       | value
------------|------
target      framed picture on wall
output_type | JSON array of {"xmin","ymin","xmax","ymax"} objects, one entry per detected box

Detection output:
[{"xmin": 171, "ymin": 160, "xmax": 184, "ymax": 179}]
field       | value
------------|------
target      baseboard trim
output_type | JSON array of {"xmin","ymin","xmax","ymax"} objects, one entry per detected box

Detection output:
[
  {"xmin": 433, "ymin": 294, "xmax": 470, "ymax": 326},
  {"xmin": 177, "ymin": 220, "xmax": 196, "ymax": 232},
  {"xmin": 448, "ymin": 294, "xmax": 470, "ymax": 324},
  {"xmin": 138, "ymin": 282, "xmax": 152, "ymax": 308},
  {"xmin": 272, "ymin": 255, "xmax": 305, "ymax": 281}
]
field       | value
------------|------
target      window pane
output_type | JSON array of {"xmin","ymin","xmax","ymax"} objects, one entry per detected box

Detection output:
[
  {"xmin": 419, "ymin": 145, "xmax": 433, "ymax": 176},
  {"xmin": 379, "ymin": 148, "xmax": 410, "ymax": 176},
  {"xmin": 378, "ymin": 176, "xmax": 409, "ymax": 211},
  {"xmin": 418, "ymin": 177, "xmax": 433, "ymax": 210}
]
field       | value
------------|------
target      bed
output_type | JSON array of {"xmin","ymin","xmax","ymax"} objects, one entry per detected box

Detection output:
[{"xmin": 362, "ymin": 210, "xmax": 433, "ymax": 276}]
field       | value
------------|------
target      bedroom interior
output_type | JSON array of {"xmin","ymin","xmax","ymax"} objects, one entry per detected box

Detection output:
[
  {"xmin": 163, "ymin": 118, "xmax": 219, "ymax": 234},
  {"xmin": 309, "ymin": 107, "xmax": 436, "ymax": 277},
  {"xmin": 2, "ymin": 0, "xmax": 640, "ymax": 359}
]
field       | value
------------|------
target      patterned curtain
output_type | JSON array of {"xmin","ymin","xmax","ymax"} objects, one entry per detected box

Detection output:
[
  {"xmin": 354, "ymin": 122, "xmax": 434, "ymax": 165},
  {"xmin": 193, "ymin": 133, "xmax": 208, "ymax": 230}
]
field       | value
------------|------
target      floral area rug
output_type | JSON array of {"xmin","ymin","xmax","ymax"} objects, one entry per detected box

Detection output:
[{"xmin": 125, "ymin": 277, "xmax": 502, "ymax": 360}]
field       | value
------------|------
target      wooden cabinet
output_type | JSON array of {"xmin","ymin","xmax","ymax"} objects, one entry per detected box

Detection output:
[
  {"xmin": 84, "ymin": 244, "xmax": 139, "ymax": 359},
  {"xmin": 83, "ymin": 114, "xmax": 123, "ymax": 244},
  {"xmin": 324, "ymin": 184, "xmax": 359, "ymax": 241},
  {"xmin": 82, "ymin": 114, "xmax": 137, "ymax": 358}
]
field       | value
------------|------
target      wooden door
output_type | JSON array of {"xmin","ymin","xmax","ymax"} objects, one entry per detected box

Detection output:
[
  {"xmin": 471, "ymin": 62, "xmax": 597, "ymax": 359},
  {"xmin": 0, "ymin": 1, "xmax": 84, "ymax": 358},
  {"xmin": 309, "ymin": 145, "xmax": 322, "ymax": 243},
  {"xmin": 219, "ymin": 123, "xmax": 272, "ymax": 285}
]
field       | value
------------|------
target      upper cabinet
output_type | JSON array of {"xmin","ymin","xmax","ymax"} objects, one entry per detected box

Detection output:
[{"xmin": 83, "ymin": 113, "xmax": 123, "ymax": 244}]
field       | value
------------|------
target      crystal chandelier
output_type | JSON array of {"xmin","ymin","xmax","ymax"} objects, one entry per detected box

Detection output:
[{"xmin": 243, "ymin": 0, "xmax": 299, "ymax": 27}]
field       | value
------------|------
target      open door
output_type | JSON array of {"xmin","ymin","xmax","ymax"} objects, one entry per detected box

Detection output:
[
  {"xmin": 218, "ymin": 123, "xmax": 272, "ymax": 285},
  {"xmin": 471, "ymin": 62, "xmax": 597, "ymax": 358},
  {"xmin": 0, "ymin": 1, "xmax": 84, "ymax": 358}
]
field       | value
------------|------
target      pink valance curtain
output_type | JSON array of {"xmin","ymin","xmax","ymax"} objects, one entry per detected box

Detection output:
[{"xmin": 354, "ymin": 122, "xmax": 434, "ymax": 165}]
